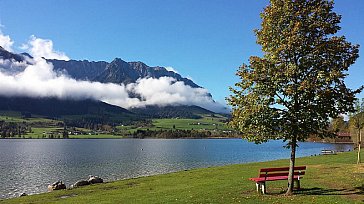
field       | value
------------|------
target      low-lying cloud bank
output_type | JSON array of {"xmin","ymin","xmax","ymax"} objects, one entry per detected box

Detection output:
[{"xmin": 0, "ymin": 32, "xmax": 228, "ymax": 113}]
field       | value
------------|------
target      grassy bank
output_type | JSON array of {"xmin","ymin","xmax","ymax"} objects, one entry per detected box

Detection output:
[{"xmin": 1, "ymin": 151, "xmax": 363, "ymax": 204}]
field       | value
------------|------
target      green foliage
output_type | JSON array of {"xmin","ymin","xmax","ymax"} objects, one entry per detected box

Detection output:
[
  {"xmin": 228, "ymin": 0, "xmax": 361, "ymax": 145},
  {"xmin": 69, "ymin": 134, "xmax": 124, "ymax": 139},
  {"xmin": 331, "ymin": 115, "xmax": 348, "ymax": 133},
  {"xmin": 131, "ymin": 129, "xmax": 212, "ymax": 139},
  {"xmin": 130, "ymin": 105, "xmax": 214, "ymax": 119},
  {"xmin": 349, "ymin": 98, "xmax": 364, "ymax": 130},
  {"xmin": 349, "ymin": 99, "xmax": 364, "ymax": 143},
  {"xmin": 349, "ymin": 98, "xmax": 364, "ymax": 164},
  {"xmin": 152, "ymin": 116, "xmax": 230, "ymax": 131}
]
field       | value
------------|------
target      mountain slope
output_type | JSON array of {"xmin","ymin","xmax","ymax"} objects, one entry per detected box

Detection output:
[
  {"xmin": 93, "ymin": 58, "xmax": 140, "ymax": 84},
  {"xmin": 0, "ymin": 96, "xmax": 135, "ymax": 122},
  {"xmin": 0, "ymin": 46, "xmax": 26, "ymax": 62},
  {"xmin": 48, "ymin": 59, "xmax": 108, "ymax": 80},
  {"xmin": 130, "ymin": 105, "xmax": 215, "ymax": 119}
]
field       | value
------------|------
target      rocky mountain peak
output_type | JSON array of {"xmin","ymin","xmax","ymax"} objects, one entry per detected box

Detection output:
[
  {"xmin": 0, "ymin": 46, "xmax": 26, "ymax": 62},
  {"xmin": 20, "ymin": 53, "xmax": 33, "ymax": 59},
  {"xmin": 0, "ymin": 47, "xmax": 202, "ymax": 88},
  {"xmin": 111, "ymin": 58, "xmax": 127, "ymax": 64}
]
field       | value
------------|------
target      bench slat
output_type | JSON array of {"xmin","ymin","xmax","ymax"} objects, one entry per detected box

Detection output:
[
  {"xmin": 259, "ymin": 171, "xmax": 305, "ymax": 178},
  {"xmin": 249, "ymin": 175, "xmax": 302, "ymax": 182},
  {"xmin": 259, "ymin": 166, "xmax": 306, "ymax": 172}
]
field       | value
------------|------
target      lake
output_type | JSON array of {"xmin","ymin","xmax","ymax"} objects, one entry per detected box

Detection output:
[{"xmin": 0, "ymin": 139, "xmax": 352, "ymax": 199}]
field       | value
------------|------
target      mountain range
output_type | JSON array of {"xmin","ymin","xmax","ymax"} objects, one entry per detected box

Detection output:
[
  {"xmin": 0, "ymin": 46, "xmax": 224, "ymax": 120},
  {"xmin": 0, "ymin": 46, "xmax": 199, "ymax": 88},
  {"xmin": 49, "ymin": 58, "xmax": 200, "ymax": 88}
]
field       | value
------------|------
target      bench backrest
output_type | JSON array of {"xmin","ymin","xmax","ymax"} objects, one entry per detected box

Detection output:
[{"xmin": 259, "ymin": 166, "xmax": 306, "ymax": 179}]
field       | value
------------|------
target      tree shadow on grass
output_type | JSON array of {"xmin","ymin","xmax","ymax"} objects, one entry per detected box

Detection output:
[
  {"xmin": 294, "ymin": 185, "xmax": 364, "ymax": 196},
  {"xmin": 243, "ymin": 185, "xmax": 364, "ymax": 201},
  {"xmin": 261, "ymin": 184, "xmax": 364, "ymax": 197}
]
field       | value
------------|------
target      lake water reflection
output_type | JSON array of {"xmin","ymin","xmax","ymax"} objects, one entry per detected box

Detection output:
[{"xmin": 0, "ymin": 139, "xmax": 352, "ymax": 199}]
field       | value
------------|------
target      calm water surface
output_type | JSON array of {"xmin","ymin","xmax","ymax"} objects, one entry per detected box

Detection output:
[{"xmin": 0, "ymin": 139, "xmax": 352, "ymax": 199}]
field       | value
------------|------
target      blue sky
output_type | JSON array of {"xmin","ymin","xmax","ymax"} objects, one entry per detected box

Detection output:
[{"xmin": 0, "ymin": 0, "xmax": 363, "ymax": 104}]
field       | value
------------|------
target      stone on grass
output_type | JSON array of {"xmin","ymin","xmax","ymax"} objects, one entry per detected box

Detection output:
[
  {"xmin": 48, "ymin": 181, "xmax": 66, "ymax": 191},
  {"xmin": 71, "ymin": 180, "xmax": 90, "ymax": 188},
  {"xmin": 88, "ymin": 175, "xmax": 103, "ymax": 184}
]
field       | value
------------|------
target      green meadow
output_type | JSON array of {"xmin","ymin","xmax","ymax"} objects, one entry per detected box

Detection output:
[
  {"xmin": 152, "ymin": 116, "xmax": 229, "ymax": 131},
  {"xmin": 1, "ymin": 112, "xmax": 232, "ymax": 139},
  {"xmin": 115, "ymin": 115, "xmax": 231, "ymax": 133}
]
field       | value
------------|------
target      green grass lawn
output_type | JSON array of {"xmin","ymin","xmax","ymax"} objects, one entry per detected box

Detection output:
[{"xmin": 2, "ymin": 151, "xmax": 363, "ymax": 204}]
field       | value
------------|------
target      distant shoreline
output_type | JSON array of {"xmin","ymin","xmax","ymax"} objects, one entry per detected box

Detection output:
[{"xmin": 0, "ymin": 136, "xmax": 354, "ymax": 145}]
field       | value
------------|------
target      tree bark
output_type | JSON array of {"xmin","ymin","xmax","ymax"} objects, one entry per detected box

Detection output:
[
  {"xmin": 358, "ymin": 129, "xmax": 362, "ymax": 164},
  {"xmin": 286, "ymin": 137, "xmax": 297, "ymax": 196}
]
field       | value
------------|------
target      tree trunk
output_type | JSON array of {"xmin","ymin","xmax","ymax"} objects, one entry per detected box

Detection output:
[
  {"xmin": 358, "ymin": 129, "xmax": 362, "ymax": 164},
  {"xmin": 285, "ymin": 137, "xmax": 297, "ymax": 196}
]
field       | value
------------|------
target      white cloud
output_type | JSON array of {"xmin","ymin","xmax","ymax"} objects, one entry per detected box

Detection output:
[
  {"xmin": 0, "ymin": 31, "xmax": 14, "ymax": 52},
  {"xmin": 0, "ymin": 58, "xmax": 28, "ymax": 74},
  {"xmin": 0, "ymin": 58, "xmax": 128, "ymax": 104},
  {"xmin": 21, "ymin": 35, "xmax": 70, "ymax": 60},
  {"xmin": 128, "ymin": 77, "xmax": 212, "ymax": 107},
  {"xmin": 0, "ymin": 58, "xmax": 227, "ymax": 113},
  {"xmin": 0, "ymin": 32, "xmax": 229, "ymax": 113},
  {"xmin": 165, "ymin": 66, "xmax": 178, "ymax": 73}
]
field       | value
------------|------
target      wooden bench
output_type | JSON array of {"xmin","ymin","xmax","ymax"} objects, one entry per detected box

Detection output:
[
  {"xmin": 249, "ymin": 166, "xmax": 306, "ymax": 194},
  {"xmin": 321, "ymin": 149, "xmax": 337, "ymax": 155}
]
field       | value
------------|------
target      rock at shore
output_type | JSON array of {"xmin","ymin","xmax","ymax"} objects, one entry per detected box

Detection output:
[
  {"xmin": 71, "ymin": 180, "xmax": 90, "ymax": 188},
  {"xmin": 88, "ymin": 175, "xmax": 103, "ymax": 184},
  {"xmin": 70, "ymin": 176, "xmax": 104, "ymax": 188},
  {"xmin": 47, "ymin": 181, "xmax": 66, "ymax": 191}
]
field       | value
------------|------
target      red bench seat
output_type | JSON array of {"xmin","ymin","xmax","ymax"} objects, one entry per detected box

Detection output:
[
  {"xmin": 248, "ymin": 166, "xmax": 306, "ymax": 194},
  {"xmin": 249, "ymin": 175, "xmax": 301, "ymax": 182}
]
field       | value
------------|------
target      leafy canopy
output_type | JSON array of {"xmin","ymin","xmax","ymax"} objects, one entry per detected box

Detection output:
[
  {"xmin": 228, "ymin": 0, "xmax": 361, "ymax": 146},
  {"xmin": 331, "ymin": 115, "xmax": 348, "ymax": 133}
]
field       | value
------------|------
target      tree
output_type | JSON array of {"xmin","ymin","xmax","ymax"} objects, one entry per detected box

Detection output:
[
  {"xmin": 331, "ymin": 115, "xmax": 348, "ymax": 133},
  {"xmin": 63, "ymin": 125, "xmax": 69, "ymax": 139},
  {"xmin": 227, "ymin": 0, "xmax": 361, "ymax": 195},
  {"xmin": 349, "ymin": 98, "xmax": 364, "ymax": 164}
]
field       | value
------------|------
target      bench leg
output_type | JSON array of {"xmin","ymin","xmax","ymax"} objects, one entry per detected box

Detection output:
[
  {"xmin": 261, "ymin": 182, "xmax": 266, "ymax": 194},
  {"xmin": 294, "ymin": 180, "xmax": 301, "ymax": 190},
  {"xmin": 256, "ymin": 182, "xmax": 266, "ymax": 194},
  {"xmin": 255, "ymin": 183, "xmax": 260, "ymax": 193}
]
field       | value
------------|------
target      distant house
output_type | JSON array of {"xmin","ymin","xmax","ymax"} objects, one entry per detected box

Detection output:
[{"xmin": 335, "ymin": 132, "xmax": 353, "ymax": 143}]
